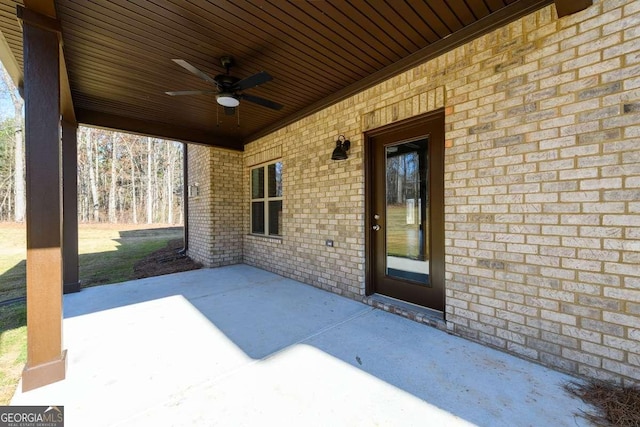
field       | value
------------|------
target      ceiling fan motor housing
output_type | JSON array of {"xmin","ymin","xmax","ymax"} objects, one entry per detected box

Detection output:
[{"xmin": 214, "ymin": 74, "xmax": 240, "ymax": 89}]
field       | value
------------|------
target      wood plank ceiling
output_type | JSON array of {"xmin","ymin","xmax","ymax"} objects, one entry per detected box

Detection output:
[{"xmin": 0, "ymin": 0, "xmax": 555, "ymax": 150}]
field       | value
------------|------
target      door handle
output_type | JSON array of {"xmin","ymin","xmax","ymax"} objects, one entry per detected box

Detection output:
[{"xmin": 372, "ymin": 224, "xmax": 381, "ymax": 231}]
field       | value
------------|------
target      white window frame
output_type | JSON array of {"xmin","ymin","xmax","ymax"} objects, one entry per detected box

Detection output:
[{"xmin": 250, "ymin": 160, "xmax": 283, "ymax": 236}]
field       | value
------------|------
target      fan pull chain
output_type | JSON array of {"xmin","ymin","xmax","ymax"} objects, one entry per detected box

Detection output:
[
  {"xmin": 237, "ymin": 105, "xmax": 240, "ymax": 128},
  {"xmin": 216, "ymin": 105, "xmax": 219, "ymax": 127}
]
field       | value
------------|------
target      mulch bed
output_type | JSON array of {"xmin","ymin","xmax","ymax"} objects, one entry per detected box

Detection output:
[
  {"xmin": 132, "ymin": 238, "xmax": 202, "ymax": 279},
  {"xmin": 565, "ymin": 380, "xmax": 640, "ymax": 426}
]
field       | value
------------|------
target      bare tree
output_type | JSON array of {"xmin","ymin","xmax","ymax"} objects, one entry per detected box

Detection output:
[
  {"xmin": 124, "ymin": 136, "xmax": 139, "ymax": 224},
  {"xmin": 84, "ymin": 127, "xmax": 100, "ymax": 222},
  {"xmin": 108, "ymin": 132, "xmax": 117, "ymax": 222},
  {"xmin": 0, "ymin": 66, "xmax": 24, "ymax": 222},
  {"xmin": 146, "ymin": 136, "xmax": 153, "ymax": 224},
  {"xmin": 166, "ymin": 142, "xmax": 174, "ymax": 224},
  {"xmin": 154, "ymin": 140, "xmax": 164, "ymax": 223},
  {"xmin": 0, "ymin": 120, "xmax": 15, "ymax": 220}
]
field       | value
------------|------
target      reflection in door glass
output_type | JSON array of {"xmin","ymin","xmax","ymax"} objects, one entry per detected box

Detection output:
[{"xmin": 385, "ymin": 138, "xmax": 429, "ymax": 285}]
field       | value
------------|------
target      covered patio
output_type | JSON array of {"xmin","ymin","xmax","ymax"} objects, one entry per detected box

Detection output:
[
  {"xmin": 2, "ymin": 0, "xmax": 581, "ymax": 390},
  {"xmin": 4, "ymin": 0, "xmax": 640, "ymax": 397},
  {"xmin": 12, "ymin": 265, "xmax": 588, "ymax": 426}
]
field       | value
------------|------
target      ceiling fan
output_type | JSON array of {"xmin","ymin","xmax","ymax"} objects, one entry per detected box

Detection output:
[{"xmin": 165, "ymin": 56, "xmax": 283, "ymax": 113}]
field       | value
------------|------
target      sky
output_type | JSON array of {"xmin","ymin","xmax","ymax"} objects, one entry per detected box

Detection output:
[
  {"xmin": 0, "ymin": 62, "xmax": 20, "ymax": 120},
  {"xmin": 0, "ymin": 95, "xmax": 14, "ymax": 119}
]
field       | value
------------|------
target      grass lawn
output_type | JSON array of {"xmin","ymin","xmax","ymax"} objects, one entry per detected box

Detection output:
[
  {"xmin": 0, "ymin": 303, "xmax": 25, "ymax": 406},
  {"xmin": 0, "ymin": 223, "xmax": 183, "ymax": 405}
]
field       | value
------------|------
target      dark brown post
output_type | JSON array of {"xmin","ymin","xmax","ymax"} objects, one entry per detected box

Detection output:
[
  {"xmin": 19, "ymin": 5, "xmax": 67, "ymax": 391},
  {"xmin": 63, "ymin": 120, "xmax": 80, "ymax": 293},
  {"xmin": 180, "ymin": 143, "xmax": 189, "ymax": 254}
]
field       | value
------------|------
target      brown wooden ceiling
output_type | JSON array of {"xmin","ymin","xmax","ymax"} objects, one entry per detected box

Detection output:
[{"xmin": 0, "ymin": 0, "xmax": 555, "ymax": 150}]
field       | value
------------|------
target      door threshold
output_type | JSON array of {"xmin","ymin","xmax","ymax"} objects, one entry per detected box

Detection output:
[{"xmin": 363, "ymin": 294, "xmax": 447, "ymax": 331}]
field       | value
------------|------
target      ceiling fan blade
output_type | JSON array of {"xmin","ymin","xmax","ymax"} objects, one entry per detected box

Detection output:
[
  {"xmin": 240, "ymin": 94, "xmax": 283, "ymax": 110},
  {"xmin": 172, "ymin": 59, "xmax": 219, "ymax": 86},
  {"xmin": 234, "ymin": 71, "xmax": 273, "ymax": 91},
  {"xmin": 165, "ymin": 90, "xmax": 216, "ymax": 96}
]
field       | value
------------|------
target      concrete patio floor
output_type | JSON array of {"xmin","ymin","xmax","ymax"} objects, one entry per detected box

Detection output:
[{"xmin": 12, "ymin": 265, "xmax": 589, "ymax": 426}]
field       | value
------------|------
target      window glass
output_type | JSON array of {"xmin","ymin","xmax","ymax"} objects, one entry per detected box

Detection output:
[
  {"xmin": 268, "ymin": 200, "xmax": 282, "ymax": 236},
  {"xmin": 251, "ymin": 201, "xmax": 265, "ymax": 234},
  {"xmin": 251, "ymin": 161, "xmax": 282, "ymax": 236},
  {"xmin": 268, "ymin": 162, "xmax": 283, "ymax": 198},
  {"xmin": 252, "ymin": 168, "xmax": 264, "ymax": 199}
]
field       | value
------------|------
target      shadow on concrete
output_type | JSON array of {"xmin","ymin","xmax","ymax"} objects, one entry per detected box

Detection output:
[{"xmin": 52, "ymin": 264, "xmax": 588, "ymax": 427}]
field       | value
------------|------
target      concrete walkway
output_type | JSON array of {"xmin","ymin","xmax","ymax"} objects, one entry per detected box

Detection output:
[{"xmin": 12, "ymin": 265, "xmax": 589, "ymax": 426}]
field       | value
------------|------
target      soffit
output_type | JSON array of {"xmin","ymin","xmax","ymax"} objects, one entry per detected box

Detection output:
[{"xmin": 0, "ymin": 0, "xmax": 554, "ymax": 149}]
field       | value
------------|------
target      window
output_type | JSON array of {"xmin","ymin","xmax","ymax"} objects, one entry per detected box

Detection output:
[{"xmin": 251, "ymin": 161, "xmax": 282, "ymax": 236}]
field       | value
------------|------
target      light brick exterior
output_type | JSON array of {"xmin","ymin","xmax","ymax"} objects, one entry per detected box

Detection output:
[
  {"xmin": 187, "ymin": 145, "xmax": 243, "ymax": 267},
  {"xmin": 187, "ymin": 145, "xmax": 214, "ymax": 266},
  {"xmin": 189, "ymin": 0, "xmax": 640, "ymax": 384}
]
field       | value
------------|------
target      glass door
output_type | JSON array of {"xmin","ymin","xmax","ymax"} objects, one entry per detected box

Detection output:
[
  {"xmin": 367, "ymin": 112, "xmax": 444, "ymax": 311},
  {"xmin": 384, "ymin": 139, "xmax": 429, "ymax": 285}
]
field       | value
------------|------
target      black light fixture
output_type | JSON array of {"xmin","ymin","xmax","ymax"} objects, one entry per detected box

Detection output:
[{"xmin": 331, "ymin": 135, "xmax": 351, "ymax": 160}]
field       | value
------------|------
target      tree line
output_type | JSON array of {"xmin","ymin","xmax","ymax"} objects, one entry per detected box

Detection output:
[
  {"xmin": 0, "ymin": 119, "xmax": 184, "ymax": 224},
  {"xmin": 77, "ymin": 128, "xmax": 184, "ymax": 224},
  {"xmin": 0, "ymin": 64, "xmax": 184, "ymax": 224}
]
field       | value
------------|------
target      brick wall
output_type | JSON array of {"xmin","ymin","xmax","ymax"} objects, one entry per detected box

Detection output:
[
  {"xmin": 192, "ymin": 0, "xmax": 640, "ymax": 384},
  {"xmin": 441, "ymin": 0, "xmax": 640, "ymax": 384},
  {"xmin": 210, "ymin": 148, "xmax": 243, "ymax": 266},
  {"xmin": 187, "ymin": 145, "xmax": 243, "ymax": 267},
  {"xmin": 243, "ymin": 124, "xmax": 367, "ymax": 299},
  {"xmin": 187, "ymin": 144, "xmax": 214, "ymax": 266}
]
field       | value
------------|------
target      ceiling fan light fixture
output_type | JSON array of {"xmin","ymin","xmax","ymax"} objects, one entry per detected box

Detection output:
[
  {"xmin": 170, "ymin": 57, "xmax": 282, "ymax": 112},
  {"xmin": 216, "ymin": 93, "xmax": 239, "ymax": 108}
]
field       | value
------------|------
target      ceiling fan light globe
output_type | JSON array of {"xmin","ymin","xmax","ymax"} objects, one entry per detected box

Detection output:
[{"xmin": 217, "ymin": 94, "xmax": 239, "ymax": 107}]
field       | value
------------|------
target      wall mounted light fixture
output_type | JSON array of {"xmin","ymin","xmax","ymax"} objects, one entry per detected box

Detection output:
[
  {"xmin": 331, "ymin": 135, "xmax": 351, "ymax": 160},
  {"xmin": 188, "ymin": 183, "xmax": 199, "ymax": 197}
]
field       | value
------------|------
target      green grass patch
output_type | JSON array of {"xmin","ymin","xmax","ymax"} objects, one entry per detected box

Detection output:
[
  {"xmin": 79, "ymin": 238, "xmax": 173, "ymax": 287},
  {"xmin": 0, "ymin": 303, "xmax": 26, "ymax": 405},
  {"xmin": 0, "ymin": 225, "xmax": 26, "ymax": 302},
  {"xmin": 0, "ymin": 223, "xmax": 183, "ymax": 404}
]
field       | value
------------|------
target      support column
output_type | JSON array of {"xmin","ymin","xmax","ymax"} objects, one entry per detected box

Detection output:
[
  {"xmin": 19, "ymin": 6, "xmax": 66, "ymax": 392},
  {"xmin": 62, "ymin": 121, "xmax": 79, "ymax": 293},
  {"xmin": 180, "ymin": 143, "xmax": 189, "ymax": 254}
]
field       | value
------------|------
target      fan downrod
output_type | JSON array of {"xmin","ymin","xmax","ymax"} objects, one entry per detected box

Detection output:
[{"xmin": 220, "ymin": 56, "xmax": 234, "ymax": 73}]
